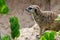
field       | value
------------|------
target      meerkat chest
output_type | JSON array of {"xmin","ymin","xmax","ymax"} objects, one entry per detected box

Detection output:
[{"xmin": 33, "ymin": 14, "xmax": 40, "ymax": 23}]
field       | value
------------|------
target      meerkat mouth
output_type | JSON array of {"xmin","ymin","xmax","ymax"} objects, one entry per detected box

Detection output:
[
  {"xmin": 25, "ymin": 8, "xmax": 32, "ymax": 15},
  {"xmin": 25, "ymin": 8, "xmax": 29, "ymax": 12}
]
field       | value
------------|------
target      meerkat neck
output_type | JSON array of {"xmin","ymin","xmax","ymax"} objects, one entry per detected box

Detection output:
[
  {"xmin": 35, "ymin": 9, "xmax": 43, "ymax": 17},
  {"xmin": 32, "ymin": 9, "xmax": 43, "ymax": 21}
]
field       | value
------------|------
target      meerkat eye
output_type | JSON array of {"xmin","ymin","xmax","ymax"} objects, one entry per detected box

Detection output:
[{"xmin": 28, "ymin": 7, "xmax": 32, "ymax": 10}]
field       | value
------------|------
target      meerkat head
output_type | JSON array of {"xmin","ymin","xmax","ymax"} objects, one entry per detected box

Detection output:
[{"xmin": 25, "ymin": 5, "xmax": 41, "ymax": 14}]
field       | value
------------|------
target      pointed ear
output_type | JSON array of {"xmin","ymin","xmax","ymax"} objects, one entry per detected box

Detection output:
[
  {"xmin": 34, "ymin": 9, "xmax": 39, "ymax": 15},
  {"xmin": 35, "ymin": 9, "xmax": 37, "ymax": 12},
  {"xmin": 34, "ymin": 7, "xmax": 41, "ymax": 15}
]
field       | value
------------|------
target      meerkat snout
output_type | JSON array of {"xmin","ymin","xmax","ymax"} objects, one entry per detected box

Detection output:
[
  {"xmin": 25, "ymin": 5, "xmax": 39, "ymax": 13},
  {"xmin": 25, "ymin": 7, "xmax": 35, "ymax": 13}
]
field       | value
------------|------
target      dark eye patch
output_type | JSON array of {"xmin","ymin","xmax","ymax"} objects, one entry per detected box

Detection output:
[{"xmin": 28, "ymin": 7, "xmax": 32, "ymax": 10}]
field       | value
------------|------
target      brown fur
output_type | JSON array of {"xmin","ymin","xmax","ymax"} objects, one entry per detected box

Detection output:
[{"xmin": 25, "ymin": 5, "xmax": 60, "ymax": 36}]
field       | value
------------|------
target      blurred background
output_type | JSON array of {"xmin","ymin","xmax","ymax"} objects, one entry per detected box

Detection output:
[{"xmin": 1, "ymin": 0, "xmax": 60, "ymax": 37}]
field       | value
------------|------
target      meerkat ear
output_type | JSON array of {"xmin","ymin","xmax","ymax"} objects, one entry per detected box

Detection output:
[
  {"xmin": 35, "ymin": 9, "xmax": 39, "ymax": 15},
  {"xmin": 35, "ymin": 9, "xmax": 37, "ymax": 12}
]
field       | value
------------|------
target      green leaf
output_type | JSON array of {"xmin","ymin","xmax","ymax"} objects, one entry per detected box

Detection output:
[
  {"xmin": 0, "ymin": 5, "xmax": 9, "ymax": 14},
  {"xmin": 40, "ymin": 36, "xmax": 47, "ymax": 40},
  {"xmin": 43, "ymin": 32, "xmax": 50, "ymax": 40},
  {"xmin": 9, "ymin": 16, "xmax": 20, "ymax": 39},
  {"xmin": 49, "ymin": 31, "xmax": 56, "ymax": 40},
  {"xmin": 58, "ymin": 31, "xmax": 60, "ymax": 35},
  {"xmin": 1, "ymin": 35, "xmax": 10, "ymax": 40},
  {"xmin": 40, "ymin": 31, "xmax": 56, "ymax": 40},
  {"xmin": 0, "ymin": 0, "xmax": 9, "ymax": 14},
  {"xmin": 0, "ymin": 0, "xmax": 5, "ymax": 6},
  {"xmin": 54, "ymin": 15, "xmax": 60, "ymax": 22}
]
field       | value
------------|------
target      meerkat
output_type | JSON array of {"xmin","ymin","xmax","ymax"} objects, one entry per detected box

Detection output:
[{"xmin": 25, "ymin": 5, "xmax": 60, "ymax": 36}]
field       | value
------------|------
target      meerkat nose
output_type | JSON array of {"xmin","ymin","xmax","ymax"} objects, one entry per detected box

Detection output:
[
  {"xmin": 25, "ymin": 8, "xmax": 30, "ymax": 12},
  {"xmin": 25, "ymin": 8, "xmax": 28, "ymax": 11}
]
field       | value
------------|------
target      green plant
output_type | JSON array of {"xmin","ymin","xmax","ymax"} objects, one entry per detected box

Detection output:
[
  {"xmin": 40, "ymin": 36, "xmax": 47, "ymax": 40},
  {"xmin": 0, "ymin": 0, "xmax": 5, "ymax": 6},
  {"xmin": 9, "ymin": 16, "xmax": 20, "ymax": 39},
  {"xmin": 1, "ymin": 35, "xmax": 10, "ymax": 40},
  {"xmin": 58, "ymin": 31, "xmax": 60, "ymax": 35},
  {"xmin": 40, "ymin": 31, "xmax": 56, "ymax": 40},
  {"xmin": 0, "ymin": 0, "xmax": 9, "ymax": 14},
  {"xmin": 0, "ymin": 34, "xmax": 1, "ymax": 40},
  {"xmin": 54, "ymin": 15, "xmax": 60, "ymax": 22}
]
